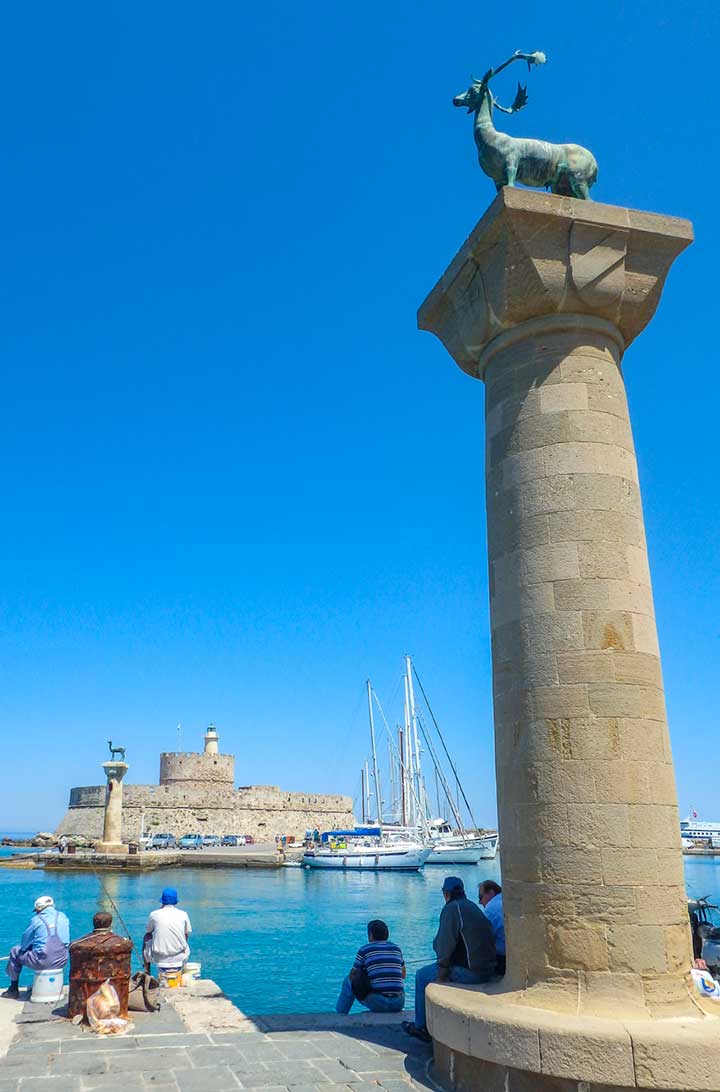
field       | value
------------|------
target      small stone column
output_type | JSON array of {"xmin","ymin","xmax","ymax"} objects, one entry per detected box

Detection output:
[
  {"xmin": 418, "ymin": 190, "xmax": 720, "ymax": 1092},
  {"xmin": 96, "ymin": 761, "xmax": 129, "ymax": 855}
]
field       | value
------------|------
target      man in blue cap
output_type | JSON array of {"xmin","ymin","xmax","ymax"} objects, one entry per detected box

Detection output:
[
  {"xmin": 142, "ymin": 888, "xmax": 192, "ymax": 983},
  {"xmin": 402, "ymin": 876, "xmax": 496, "ymax": 1042}
]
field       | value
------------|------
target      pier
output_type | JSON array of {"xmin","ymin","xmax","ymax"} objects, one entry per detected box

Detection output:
[
  {"xmin": 0, "ymin": 843, "xmax": 296, "ymax": 872},
  {"xmin": 0, "ymin": 977, "xmax": 431, "ymax": 1092}
]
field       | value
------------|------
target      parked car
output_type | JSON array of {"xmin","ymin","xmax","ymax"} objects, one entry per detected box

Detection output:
[
  {"xmin": 242, "ymin": 835, "xmax": 254, "ymax": 845},
  {"xmin": 148, "ymin": 833, "xmax": 177, "ymax": 850},
  {"xmin": 221, "ymin": 835, "xmax": 244, "ymax": 846},
  {"xmin": 202, "ymin": 834, "xmax": 221, "ymax": 848},
  {"xmin": 179, "ymin": 833, "xmax": 203, "ymax": 850}
]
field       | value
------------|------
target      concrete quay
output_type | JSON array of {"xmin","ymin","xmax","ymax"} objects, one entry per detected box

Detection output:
[
  {"xmin": 0, "ymin": 979, "xmax": 431, "ymax": 1092},
  {"xmin": 1, "ymin": 844, "xmax": 291, "ymax": 872}
]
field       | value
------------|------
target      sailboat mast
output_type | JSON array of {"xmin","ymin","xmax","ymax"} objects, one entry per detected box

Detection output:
[
  {"xmin": 366, "ymin": 679, "xmax": 383, "ymax": 824},
  {"xmin": 402, "ymin": 672, "xmax": 415, "ymax": 827},
  {"xmin": 405, "ymin": 655, "xmax": 425, "ymax": 820},
  {"xmin": 398, "ymin": 727, "xmax": 407, "ymax": 826},
  {"xmin": 388, "ymin": 737, "xmax": 398, "ymax": 821}
]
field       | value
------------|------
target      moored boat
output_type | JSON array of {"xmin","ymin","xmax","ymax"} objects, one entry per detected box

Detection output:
[{"xmin": 302, "ymin": 828, "xmax": 431, "ymax": 871}]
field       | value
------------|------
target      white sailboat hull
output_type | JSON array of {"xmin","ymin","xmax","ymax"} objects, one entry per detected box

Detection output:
[
  {"xmin": 426, "ymin": 843, "xmax": 484, "ymax": 864},
  {"xmin": 478, "ymin": 834, "xmax": 499, "ymax": 859},
  {"xmin": 426, "ymin": 834, "xmax": 499, "ymax": 864},
  {"xmin": 303, "ymin": 845, "xmax": 431, "ymax": 871}
]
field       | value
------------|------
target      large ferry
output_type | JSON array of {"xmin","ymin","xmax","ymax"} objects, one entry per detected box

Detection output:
[{"xmin": 681, "ymin": 814, "xmax": 720, "ymax": 845}]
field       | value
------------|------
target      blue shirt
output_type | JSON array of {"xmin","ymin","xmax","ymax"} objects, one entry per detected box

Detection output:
[
  {"xmin": 20, "ymin": 909, "xmax": 70, "ymax": 954},
  {"xmin": 353, "ymin": 940, "xmax": 405, "ymax": 995},
  {"xmin": 481, "ymin": 893, "xmax": 505, "ymax": 955}
]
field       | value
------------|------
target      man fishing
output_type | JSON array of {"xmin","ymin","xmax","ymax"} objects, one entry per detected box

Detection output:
[
  {"xmin": 3, "ymin": 895, "xmax": 70, "ymax": 998},
  {"xmin": 142, "ymin": 888, "xmax": 192, "ymax": 983},
  {"xmin": 402, "ymin": 876, "xmax": 496, "ymax": 1042}
]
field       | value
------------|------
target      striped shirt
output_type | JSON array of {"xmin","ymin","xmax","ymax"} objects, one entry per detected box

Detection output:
[{"xmin": 353, "ymin": 940, "xmax": 405, "ymax": 995}]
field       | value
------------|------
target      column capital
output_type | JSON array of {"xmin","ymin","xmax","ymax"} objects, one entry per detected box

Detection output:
[
  {"xmin": 418, "ymin": 188, "xmax": 692, "ymax": 379},
  {"xmin": 102, "ymin": 760, "xmax": 129, "ymax": 781}
]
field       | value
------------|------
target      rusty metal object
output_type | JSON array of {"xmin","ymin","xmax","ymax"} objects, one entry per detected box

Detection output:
[{"xmin": 68, "ymin": 929, "xmax": 133, "ymax": 1019}]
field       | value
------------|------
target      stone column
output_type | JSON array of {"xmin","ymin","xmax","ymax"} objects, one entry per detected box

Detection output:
[
  {"xmin": 96, "ymin": 761, "xmax": 129, "ymax": 854},
  {"xmin": 418, "ymin": 190, "xmax": 720, "ymax": 1092}
]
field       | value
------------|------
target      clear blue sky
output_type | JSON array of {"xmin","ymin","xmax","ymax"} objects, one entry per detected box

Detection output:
[{"xmin": 1, "ymin": 1, "xmax": 717, "ymax": 832}]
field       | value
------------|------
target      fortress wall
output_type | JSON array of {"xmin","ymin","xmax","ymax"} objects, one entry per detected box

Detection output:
[
  {"xmin": 237, "ymin": 786, "xmax": 350, "ymax": 810},
  {"xmin": 56, "ymin": 783, "xmax": 355, "ymax": 842},
  {"xmin": 159, "ymin": 751, "xmax": 234, "ymax": 786}
]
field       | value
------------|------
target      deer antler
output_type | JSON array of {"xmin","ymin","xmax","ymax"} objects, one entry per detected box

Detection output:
[
  {"xmin": 485, "ymin": 51, "xmax": 544, "ymax": 113},
  {"xmin": 493, "ymin": 82, "xmax": 530, "ymax": 114},
  {"xmin": 489, "ymin": 50, "xmax": 546, "ymax": 80}
]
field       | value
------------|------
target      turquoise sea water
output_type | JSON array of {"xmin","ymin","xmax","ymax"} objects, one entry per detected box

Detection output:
[
  {"xmin": 0, "ymin": 854, "xmax": 500, "ymax": 1014},
  {"xmin": 0, "ymin": 848, "xmax": 716, "ymax": 1015}
]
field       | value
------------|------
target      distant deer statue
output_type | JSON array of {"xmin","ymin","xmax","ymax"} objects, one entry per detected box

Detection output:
[
  {"xmin": 108, "ymin": 740, "xmax": 126, "ymax": 762},
  {"xmin": 453, "ymin": 51, "xmax": 598, "ymax": 199}
]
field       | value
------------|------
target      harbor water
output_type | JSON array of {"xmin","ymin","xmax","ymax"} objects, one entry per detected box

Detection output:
[{"xmin": 0, "ymin": 843, "xmax": 717, "ymax": 1015}]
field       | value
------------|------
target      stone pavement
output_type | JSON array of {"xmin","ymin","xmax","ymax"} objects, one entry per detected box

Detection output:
[{"xmin": 0, "ymin": 989, "xmax": 433, "ymax": 1092}]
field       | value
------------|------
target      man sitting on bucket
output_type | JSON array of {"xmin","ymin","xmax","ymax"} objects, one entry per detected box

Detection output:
[
  {"xmin": 143, "ymin": 887, "xmax": 192, "ymax": 983},
  {"xmin": 3, "ymin": 895, "xmax": 70, "ymax": 998},
  {"xmin": 402, "ymin": 876, "xmax": 496, "ymax": 1042}
]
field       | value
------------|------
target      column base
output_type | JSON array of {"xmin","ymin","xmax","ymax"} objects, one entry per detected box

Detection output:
[
  {"xmin": 94, "ymin": 842, "xmax": 129, "ymax": 855},
  {"xmin": 427, "ymin": 983, "xmax": 720, "ymax": 1091}
]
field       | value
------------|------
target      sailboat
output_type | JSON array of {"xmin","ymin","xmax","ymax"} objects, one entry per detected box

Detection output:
[
  {"xmin": 377, "ymin": 656, "xmax": 499, "ymax": 865},
  {"xmin": 301, "ymin": 827, "xmax": 430, "ymax": 871},
  {"xmin": 302, "ymin": 680, "xmax": 431, "ymax": 872}
]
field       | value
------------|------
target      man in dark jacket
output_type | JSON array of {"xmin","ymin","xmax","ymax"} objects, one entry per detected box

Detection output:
[{"xmin": 402, "ymin": 876, "xmax": 495, "ymax": 1041}]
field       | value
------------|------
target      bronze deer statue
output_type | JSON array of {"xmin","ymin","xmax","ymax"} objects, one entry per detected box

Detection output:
[
  {"xmin": 107, "ymin": 740, "xmax": 126, "ymax": 762},
  {"xmin": 453, "ymin": 51, "xmax": 598, "ymax": 199}
]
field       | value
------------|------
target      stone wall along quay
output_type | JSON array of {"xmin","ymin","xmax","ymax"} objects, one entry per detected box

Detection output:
[{"xmin": 418, "ymin": 189, "xmax": 720, "ymax": 1092}]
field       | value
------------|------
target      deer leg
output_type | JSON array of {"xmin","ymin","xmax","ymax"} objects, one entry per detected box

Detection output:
[{"xmin": 505, "ymin": 160, "xmax": 518, "ymax": 187}]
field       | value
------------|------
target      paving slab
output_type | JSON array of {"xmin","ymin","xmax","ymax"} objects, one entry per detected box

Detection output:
[
  {"xmin": 273, "ymin": 1043, "xmax": 331, "ymax": 1061},
  {"xmin": 141, "ymin": 1075, "xmax": 180, "ymax": 1090},
  {"xmin": 49, "ymin": 1053, "xmax": 109, "ymax": 1076},
  {"xmin": 174, "ymin": 1065, "xmax": 240, "ymax": 1091},
  {"xmin": 107, "ymin": 1047, "xmax": 190, "ymax": 1072},
  {"xmin": 20, "ymin": 1079, "xmax": 80, "ymax": 1092},
  {"xmin": 186, "ymin": 1045, "xmax": 244, "ymax": 1068},
  {"xmin": 83, "ymin": 1074, "xmax": 141, "ymax": 1090},
  {"xmin": 232, "ymin": 1043, "xmax": 285, "ymax": 1062}
]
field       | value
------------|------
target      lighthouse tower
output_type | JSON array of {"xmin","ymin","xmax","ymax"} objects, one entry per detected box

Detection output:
[{"xmin": 203, "ymin": 723, "xmax": 219, "ymax": 755}]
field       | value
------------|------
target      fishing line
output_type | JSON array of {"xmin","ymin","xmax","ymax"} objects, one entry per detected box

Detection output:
[{"xmin": 88, "ymin": 858, "xmax": 144, "ymax": 965}]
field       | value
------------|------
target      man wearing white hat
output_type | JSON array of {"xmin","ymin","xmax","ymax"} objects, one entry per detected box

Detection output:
[{"xmin": 3, "ymin": 896, "xmax": 70, "ymax": 998}]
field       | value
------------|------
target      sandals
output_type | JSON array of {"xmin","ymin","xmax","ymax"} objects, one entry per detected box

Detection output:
[{"xmin": 401, "ymin": 1020, "xmax": 431, "ymax": 1043}]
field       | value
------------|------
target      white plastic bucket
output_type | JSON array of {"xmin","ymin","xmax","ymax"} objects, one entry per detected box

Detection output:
[
  {"xmin": 184, "ymin": 961, "xmax": 201, "ymax": 979},
  {"xmin": 31, "ymin": 968, "xmax": 64, "ymax": 1004}
]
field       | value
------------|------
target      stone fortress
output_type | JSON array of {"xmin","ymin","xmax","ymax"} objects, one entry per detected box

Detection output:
[{"xmin": 56, "ymin": 725, "xmax": 354, "ymax": 842}]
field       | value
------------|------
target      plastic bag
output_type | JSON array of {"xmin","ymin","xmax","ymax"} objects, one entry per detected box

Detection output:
[
  {"xmin": 86, "ymin": 979, "xmax": 134, "ymax": 1034},
  {"xmin": 690, "ymin": 967, "xmax": 720, "ymax": 1000}
]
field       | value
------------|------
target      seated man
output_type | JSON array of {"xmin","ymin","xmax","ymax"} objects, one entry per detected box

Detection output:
[
  {"xmin": 478, "ymin": 880, "xmax": 505, "ymax": 976},
  {"xmin": 336, "ymin": 919, "xmax": 406, "ymax": 1014},
  {"xmin": 143, "ymin": 888, "xmax": 192, "ymax": 983},
  {"xmin": 4, "ymin": 895, "xmax": 70, "ymax": 998},
  {"xmin": 403, "ymin": 876, "xmax": 495, "ymax": 1042}
]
